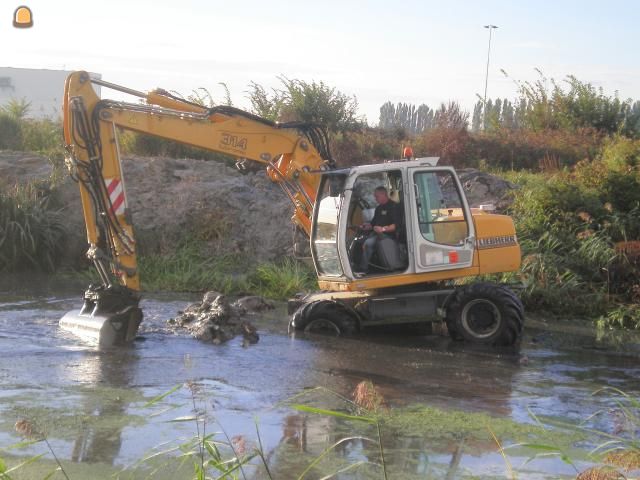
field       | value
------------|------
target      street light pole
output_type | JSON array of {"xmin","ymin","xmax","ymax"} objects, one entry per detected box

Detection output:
[{"xmin": 483, "ymin": 24, "xmax": 498, "ymax": 130}]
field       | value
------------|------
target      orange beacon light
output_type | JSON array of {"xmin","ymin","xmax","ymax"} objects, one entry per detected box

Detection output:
[{"xmin": 13, "ymin": 6, "xmax": 33, "ymax": 28}]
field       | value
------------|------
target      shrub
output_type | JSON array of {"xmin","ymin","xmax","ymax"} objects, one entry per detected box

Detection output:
[
  {"xmin": 0, "ymin": 113, "xmax": 22, "ymax": 149},
  {"xmin": 0, "ymin": 183, "xmax": 67, "ymax": 272},
  {"xmin": 600, "ymin": 172, "xmax": 640, "ymax": 213},
  {"xmin": 599, "ymin": 135, "xmax": 640, "ymax": 172}
]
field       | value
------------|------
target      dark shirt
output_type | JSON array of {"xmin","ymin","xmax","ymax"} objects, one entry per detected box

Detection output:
[{"xmin": 371, "ymin": 200, "xmax": 401, "ymax": 229}]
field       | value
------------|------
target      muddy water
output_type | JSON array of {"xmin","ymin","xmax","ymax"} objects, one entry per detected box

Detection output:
[{"xmin": 1, "ymin": 276, "xmax": 639, "ymax": 479}]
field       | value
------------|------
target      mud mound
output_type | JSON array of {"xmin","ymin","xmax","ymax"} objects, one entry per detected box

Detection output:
[
  {"xmin": 456, "ymin": 169, "xmax": 519, "ymax": 211},
  {"xmin": 168, "ymin": 291, "xmax": 273, "ymax": 345},
  {"xmin": 0, "ymin": 152, "xmax": 292, "ymax": 264},
  {"xmin": 0, "ymin": 151, "xmax": 519, "ymax": 266},
  {"xmin": 121, "ymin": 155, "xmax": 291, "ymax": 261},
  {"xmin": 0, "ymin": 151, "xmax": 53, "ymax": 185}
]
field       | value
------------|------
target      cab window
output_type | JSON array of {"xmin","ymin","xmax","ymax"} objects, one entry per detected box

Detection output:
[
  {"xmin": 414, "ymin": 171, "xmax": 468, "ymax": 246},
  {"xmin": 312, "ymin": 177, "xmax": 343, "ymax": 276}
]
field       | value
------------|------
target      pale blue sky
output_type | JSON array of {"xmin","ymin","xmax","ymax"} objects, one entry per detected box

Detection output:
[{"xmin": 2, "ymin": 0, "xmax": 638, "ymax": 123}]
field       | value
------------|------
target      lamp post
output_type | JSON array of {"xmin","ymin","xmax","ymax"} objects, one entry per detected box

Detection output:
[{"xmin": 483, "ymin": 24, "xmax": 498, "ymax": 130}]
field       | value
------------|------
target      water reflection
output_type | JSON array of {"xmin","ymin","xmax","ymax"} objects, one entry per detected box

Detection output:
[
  {"xmin": 62, "ymin": 348, "xmax": 140, "ymax": 466},
  {"xmin": 266, "ymin": 411, "xmax": 485, "ymax": 478},
  {"xmin": 261, "ymin": 334, "xmax": 521, "ymax": 479}
]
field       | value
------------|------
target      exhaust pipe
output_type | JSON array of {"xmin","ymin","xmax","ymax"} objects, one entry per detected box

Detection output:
[{"xmin": 59, "ymin": 285, "xmax": 142, "ymax": 346}]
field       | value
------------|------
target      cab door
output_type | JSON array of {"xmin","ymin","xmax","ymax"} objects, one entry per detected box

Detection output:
[{"xmin": 408, "ymin": 167, "xmax": 475, "ymax": 272}]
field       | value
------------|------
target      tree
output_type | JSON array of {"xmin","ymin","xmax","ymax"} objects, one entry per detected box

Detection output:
[
  {"xmin": 622, "ymin": 101, "xmax": 640, "ymax": 138},
  {"xmin": 504, "ymin": 71, "xmax": 633, "ymax": 134},
  {"xmin": 247, "ymin": 77, "xmax": 362, "ymax": 133},
  {"xmin": 472, "ymin": 101, "xmax": 483, "ymax": 132},
  {"xmin": 246, "ymin": 82, "xmax": 283, "ymax": 121},
  {"xmin": 378, "ymin": 101, "xmax": 434, "ymax": 134},
  {"xmin": 433, "ymin": 101, "xmax": 469, "ymax": 130},
  {"xmin": 502, "ymin": 100, "xmax": 515, "ymax": 129}
]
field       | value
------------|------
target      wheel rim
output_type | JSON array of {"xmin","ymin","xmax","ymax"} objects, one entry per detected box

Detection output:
[
  {"xmin": 304, "ymin": 318, "xmax": 341, "ymax": 336},
  {"xmin": 461, "ymin": 299, "xmax": 501, "ymax": 339}
]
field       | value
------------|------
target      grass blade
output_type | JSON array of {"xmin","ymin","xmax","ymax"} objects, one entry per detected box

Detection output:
[
  {"xmin": 254, "ymin": 418, "xmax": 274, "ymax": 480},
  {"xmin": 289, "ymin": 404, "xmax": 375, "ymax": 424},
  {"xmin": 297, "ymin": 436, "xmax": 374, "ymax": 480},
  {"xmin": 4, "ymin": 453, "xmax": 45, "ymax": 474},
  {"xmin": 143, "ymin": 384, "xmax": 182, "ymax": 408}
]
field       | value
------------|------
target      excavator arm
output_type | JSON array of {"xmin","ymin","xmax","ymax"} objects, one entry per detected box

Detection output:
[{"xmin": 59, "ymin": 71, "xmax": 334, "ymax": 345}]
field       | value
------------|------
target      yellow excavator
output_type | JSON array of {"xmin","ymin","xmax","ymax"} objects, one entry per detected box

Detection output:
[{"xmin": 59, "ymin": 71, "xmax": 523, "ymax": 347}]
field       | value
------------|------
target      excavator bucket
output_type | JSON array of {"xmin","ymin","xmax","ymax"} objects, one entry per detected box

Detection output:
[{"xmin": 59, "ymin": 285, "xmax": 142, "ymax": 347}]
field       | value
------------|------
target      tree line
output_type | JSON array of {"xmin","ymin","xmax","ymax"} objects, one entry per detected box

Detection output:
[{"xmin": 380, "ymin": 75, "xmax": 640, "ymax": 138}]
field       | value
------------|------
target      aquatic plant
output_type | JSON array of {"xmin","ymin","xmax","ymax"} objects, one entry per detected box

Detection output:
[
  {"xmin": 3, "ymin": 418, "xmax": 70, "ymax": 480},
  {"xmin": 500, "ymin": 387, "xmax": 640, "ymax": 479}
]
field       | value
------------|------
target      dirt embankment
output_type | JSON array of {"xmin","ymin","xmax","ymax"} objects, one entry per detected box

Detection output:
[
  {"xmin": 0, "ymin": 152, "xmax": 292, "ymax": 265},
  {"xmin": 0, "ymin": 151, "xmax": 518, "ymax": 266}
]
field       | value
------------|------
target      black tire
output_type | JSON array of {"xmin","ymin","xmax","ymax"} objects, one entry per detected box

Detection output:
[
  {"xmin": 446, "ymin": 283, "xmax": 524, "ymax": 346},
  {"xmin": 289, "ymin": 300, "xmax": 358, "ymax": 336}
]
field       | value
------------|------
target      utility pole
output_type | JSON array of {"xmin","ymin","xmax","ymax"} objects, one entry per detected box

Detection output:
[{"xmin": 483, "ymin": 24, "xmax": 498, "ymax": 130}]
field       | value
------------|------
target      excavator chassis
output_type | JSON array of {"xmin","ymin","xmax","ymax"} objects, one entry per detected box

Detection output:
[
  {"xmin": 288, "ymin": 282, "xmax": 525, "ymax": 346},
  {"xmin": 59, "ymin": 285, "xmax": 142, "ymax": 346}
]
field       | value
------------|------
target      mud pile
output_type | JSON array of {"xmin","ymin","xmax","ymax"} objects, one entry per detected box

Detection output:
[
  {"xmin": 168, "ymin": 291, "xmax": 273, "ymax": 346},
  {"xmin": 0, "ymin": 151, "xmax": 519, "ymax": 266},
  {"xmin": 456, "ymin": 169, "xmax": 518, "ymax": 210},
  {"xmin": 0, "ymin": 152, "xmax": 292, "ymax": 265}
]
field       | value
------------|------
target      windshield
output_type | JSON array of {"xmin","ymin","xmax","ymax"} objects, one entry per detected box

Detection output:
[{"xmin": 312, "ymin": 177, "xmax": 344, "ymax": 277}]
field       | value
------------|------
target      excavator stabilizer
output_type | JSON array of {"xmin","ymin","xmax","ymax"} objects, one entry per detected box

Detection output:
[{"xmin": 59, "ymin": 285, "xmax": 142, "ymax": 346}]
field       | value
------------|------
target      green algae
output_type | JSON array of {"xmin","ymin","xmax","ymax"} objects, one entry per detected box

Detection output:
[{"xmin": 384, "ymin": 404, "xmax": 583, "ymax": 446}]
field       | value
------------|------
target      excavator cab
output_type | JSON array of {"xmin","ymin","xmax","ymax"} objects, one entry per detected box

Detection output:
[{"xmin": 310, "ymin": 158, "xmax": 477, "ymax": 284}]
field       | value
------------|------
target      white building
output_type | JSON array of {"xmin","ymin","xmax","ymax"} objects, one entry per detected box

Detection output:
[{"xmin": 0, "ymin": 67, "xmax": 101, "ymax": 119}]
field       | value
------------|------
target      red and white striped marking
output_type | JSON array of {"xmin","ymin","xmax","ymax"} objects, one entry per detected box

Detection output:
[{"xmin": 106, "ymin": 178, "xmax": 126, "ymax": 217}]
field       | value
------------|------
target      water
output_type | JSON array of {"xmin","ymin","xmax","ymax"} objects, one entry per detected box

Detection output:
[{"xmin": 1, "ymin": 276, "xmax": 639, "ymax": 479}]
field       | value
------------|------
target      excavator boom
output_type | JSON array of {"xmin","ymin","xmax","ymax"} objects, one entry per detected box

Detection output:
[{"xmin": 59, "ymin": 71, "xmax": 333, "ymax": 345}]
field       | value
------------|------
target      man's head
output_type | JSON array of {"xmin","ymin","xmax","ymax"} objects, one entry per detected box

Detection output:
[{"xmin": 374, "ymin": 186, "xmax": 389, "ymax": 205}]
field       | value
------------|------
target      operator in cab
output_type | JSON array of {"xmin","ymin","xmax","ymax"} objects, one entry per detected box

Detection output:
[{"xmin": 356, "ymin": 186, "xmax": 402, "ymax": 274}]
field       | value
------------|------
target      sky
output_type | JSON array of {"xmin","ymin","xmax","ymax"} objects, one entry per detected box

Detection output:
[{"xmin": 1, "ymin": 0, "xmax": 639, "ymax": 124}]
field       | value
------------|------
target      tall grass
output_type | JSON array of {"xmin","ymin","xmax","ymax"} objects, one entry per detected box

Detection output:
[
  {"xmin": 247, "ymin": 258, "xmax": 316, "ymax": 300},
  {"xmin": 0, "ymin": 183, "xmax": 67, "ymax": 272},
  {"xmin": 138, "ymin": 239, "xmax": 248, "ymax": 293},
  {"xmin": 498, "ymin": 145, "xmax": 640, "ymax": 326},
  {"xmin": 138, "ymin": 238, "xmax": 316, "ymax": 298}
]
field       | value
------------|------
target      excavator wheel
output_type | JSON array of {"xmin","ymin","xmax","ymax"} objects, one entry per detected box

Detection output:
[
  {"xmin": 289, "ymin": 300, "xmax": 358, "ymax": 336},
  {"xmin": 446, "ymin": 282, "xmax": 524, "ymax": 346}
]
